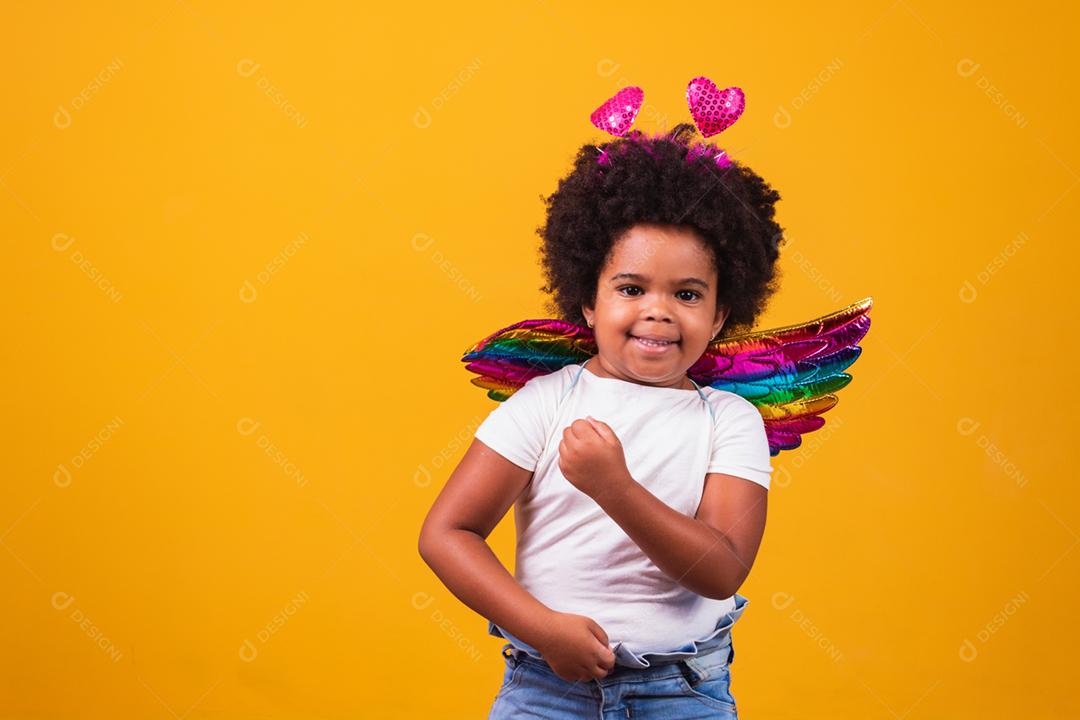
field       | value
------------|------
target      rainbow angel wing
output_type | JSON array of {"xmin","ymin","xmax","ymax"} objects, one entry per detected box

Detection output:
[
  {"xmin": 461, "ymin": 297, "xmax": 873, "ymax": 456},
  {"xmin": 686, "ymin": 296, "xmax": 873, "ymax": 455},
  {"xmin": 461, "ymin": 319, "xmax": 599, "ymax": 401}
]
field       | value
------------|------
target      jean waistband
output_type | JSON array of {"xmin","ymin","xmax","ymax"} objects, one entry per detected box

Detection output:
[
  {"xmin": 502, "ymin": 634, "xmax": 734, "ymax": 685},
  {"xmin": 491, "ymin": 593, "xmax": 748, "ymax": 670}
]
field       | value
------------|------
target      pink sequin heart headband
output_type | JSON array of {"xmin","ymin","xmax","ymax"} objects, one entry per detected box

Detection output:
[{"xmin": 589, "ymin": 76, "xmax": 744, "ymax": 169}]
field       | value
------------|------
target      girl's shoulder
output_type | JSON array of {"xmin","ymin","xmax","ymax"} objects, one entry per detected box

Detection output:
[
  {"xmin": 696, "ymin": 385, "xmax": 762, "ymax": 425},
  {"xmin": 524, "ymin": 363, "xmax": 581, "ymax": 388},
  {"xmin": 511, "ymin": 363, "xmax": 581, "ymax": 405}
]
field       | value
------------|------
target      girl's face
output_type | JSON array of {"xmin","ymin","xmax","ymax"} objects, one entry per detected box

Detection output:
[{"xmin": 581, "ymin": 223, "xmax": 729, "ymax": 390}]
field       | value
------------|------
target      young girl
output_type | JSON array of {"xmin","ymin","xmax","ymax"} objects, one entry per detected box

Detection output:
[{"xmin": 420, "ymin": 89, "xmax": 784, "ymax": 718}]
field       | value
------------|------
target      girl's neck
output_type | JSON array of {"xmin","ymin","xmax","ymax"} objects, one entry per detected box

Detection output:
[{"xmin": 582, "ymin": 356, "xmax": 697, "ymax": 391}]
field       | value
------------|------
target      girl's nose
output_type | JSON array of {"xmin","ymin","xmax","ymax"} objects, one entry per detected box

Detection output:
[{"xmin": 643, "ymin": 298, "xmax": 675, "ymax": 322}]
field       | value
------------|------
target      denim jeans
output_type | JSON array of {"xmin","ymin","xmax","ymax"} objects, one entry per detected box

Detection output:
[{"xmin": 487, "ymin": 594, "xmax": 747, "ymax": 718}]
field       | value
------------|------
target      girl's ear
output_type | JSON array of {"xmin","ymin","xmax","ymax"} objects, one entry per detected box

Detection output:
[
  {"xmin": 582, "ymin": 304, "xmax": 594, "ymax": 328},
  {"xmin": 712, "ymin": 305, "xmax": 730, "ymax": 339}
]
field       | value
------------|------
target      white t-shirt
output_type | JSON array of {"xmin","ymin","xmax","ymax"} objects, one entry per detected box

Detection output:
[{"xmin": 473, "ymin": 357, "xmax": 772, "ymax": 655}]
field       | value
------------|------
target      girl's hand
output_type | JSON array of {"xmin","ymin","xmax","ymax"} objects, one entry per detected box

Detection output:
[
  {"xmin": 534, "ymin": 610, "xmax": 616, "ymax": 682},
  {"xmin": 558, "ymin": 417, "xmax": 632, "ymax": 502}
]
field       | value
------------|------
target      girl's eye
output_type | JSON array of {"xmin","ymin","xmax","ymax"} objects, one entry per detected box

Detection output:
[{"xmin": 616, "ymin": 286, "xmax": 701, "ymax": 302}]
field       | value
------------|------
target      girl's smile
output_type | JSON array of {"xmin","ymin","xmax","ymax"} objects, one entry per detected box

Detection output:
[
  {"xmin": 629, "ymin": 334, "xmax": 678, "ymax": 353},
  {"xmin": 582, "ymin": 223, "xmax": 730, "ymax": 390}
]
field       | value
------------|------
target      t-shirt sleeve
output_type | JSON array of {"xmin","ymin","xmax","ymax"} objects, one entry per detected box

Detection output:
[
  {"xmin": 473, "ymin": 374, "xmax": 556, "ymax": 473},
  {"xmin": 706, "ymin": 395, "xmax": 773, "ymax": 490}
]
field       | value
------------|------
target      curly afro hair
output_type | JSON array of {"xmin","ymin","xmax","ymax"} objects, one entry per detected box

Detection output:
[{"xmin": 536, "ymin": 122, "xmax": 784, "ymax": 339}]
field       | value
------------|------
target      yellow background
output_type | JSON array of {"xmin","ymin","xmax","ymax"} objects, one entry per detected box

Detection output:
[{"xmin": 3, "ymin": 1, "xmax": 1077, "ymax": 717}]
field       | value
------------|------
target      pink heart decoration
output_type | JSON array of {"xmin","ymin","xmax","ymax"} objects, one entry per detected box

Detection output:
[
  {"xmin": 686, "ymin": 78, "xmax": 745, "ymax": 137},
  {"xmin": 590, "ymin": 86, "xmax": 644, "ymax": 137}
]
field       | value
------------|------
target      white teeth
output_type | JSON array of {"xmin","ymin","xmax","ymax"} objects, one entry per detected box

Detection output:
[{"xmin": 634, "ymin": 336, "xmax": 672, "ymax": 346}]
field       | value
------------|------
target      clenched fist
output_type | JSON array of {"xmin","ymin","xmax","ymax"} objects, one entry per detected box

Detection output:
[
  {"xmin": 534, "ymin": 610, "xmax": 616, "ymax": 682},
  {"xmin": 557, "ymin": 417, "xmax": 632, "ymax": 502}
]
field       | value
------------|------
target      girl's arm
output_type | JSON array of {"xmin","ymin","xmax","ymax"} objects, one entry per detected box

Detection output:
[
  {"xmin": 593, "ymin": 471, "xmax": 768, "ymax": 600},
  {"xmin": 418, "ymin": 439, "xmax": 557, "ymax": 650}
]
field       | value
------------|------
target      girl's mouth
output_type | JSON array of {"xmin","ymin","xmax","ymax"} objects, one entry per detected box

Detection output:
[{"xmin": 629, "ymin": 334, "xmax": 679, "ymax": 354}]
